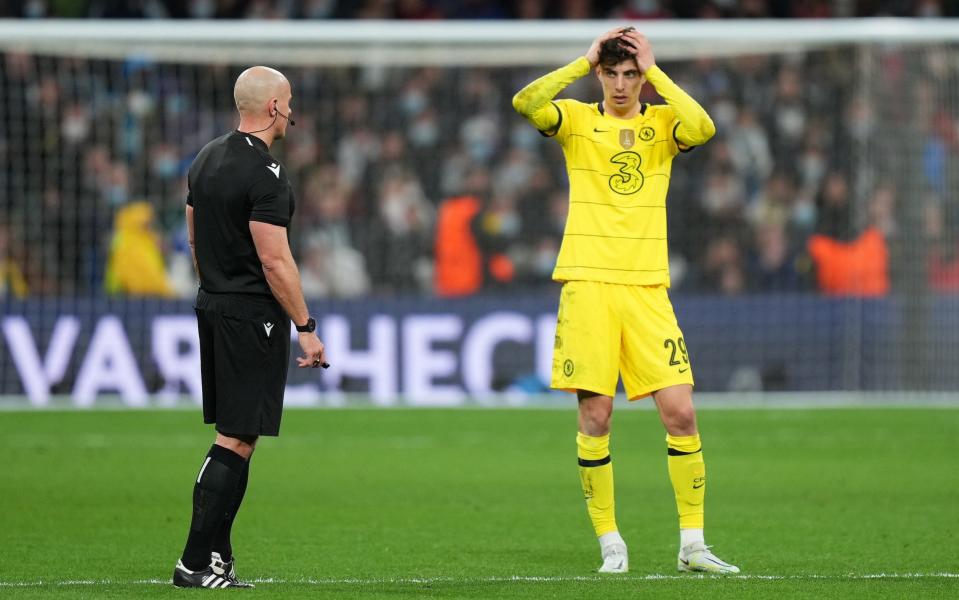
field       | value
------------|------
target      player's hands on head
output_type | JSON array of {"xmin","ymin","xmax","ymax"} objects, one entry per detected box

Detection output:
[
  {"xmin": 297, "ymin": 332, "xmax": 328, "ymax": 369},
  {"xmin": 618, "ymin": 29, "xmax": 656, "ymax": 73},
  {"xmin": 585, "ymin": 27, "xmax": 629, "ymax": 67}
]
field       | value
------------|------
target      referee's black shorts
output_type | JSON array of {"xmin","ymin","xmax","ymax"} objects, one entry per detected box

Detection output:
[{"xmin": 194, "ymin": 289, "xmax": 291, "ymax": 437}]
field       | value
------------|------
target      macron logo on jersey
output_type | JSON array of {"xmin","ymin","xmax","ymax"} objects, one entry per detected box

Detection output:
[
  {"xmin": 263, "ymin": 322, "xmax": 274, "ymax": 337},
  {"xmin": 266, "ymin": 163, "xmax": 281, "ymax": 178}
]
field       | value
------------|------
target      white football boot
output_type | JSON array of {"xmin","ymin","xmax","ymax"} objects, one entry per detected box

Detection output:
[
  {"xmin": 597, "ymin": 534, "xmax": 629, "ymax": 573},
  {"xmin": 677, "ymin": 541, "xmax": 740, "ymax": 574}
]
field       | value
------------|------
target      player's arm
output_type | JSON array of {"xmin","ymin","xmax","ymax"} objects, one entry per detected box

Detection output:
[
  {"xmin": 248, "ymin": 174, "xmax": 327, "ymax": 368},
  {"xmin": 249, "ymin": 222, "xmax": 309, "ymax": 325},
  {"xmin": 621, "ymin": 30, "xmax": 716, "ymax": 148},
  {"xmin": 185, "ymin": 204, "xmax": 199, "ymax": 280},
  {"xmin": 512, "ymin": 27, "xmax": 625, "ymax": 134},
  {"xmin": 250, "ymin": 221, "xmax": 327, "ymax": 368}
]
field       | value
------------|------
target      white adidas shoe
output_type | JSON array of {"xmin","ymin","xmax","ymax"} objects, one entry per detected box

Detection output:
[
  {"xmin": 598, "ymin": 542, "xmax": 629, "ymax": 573},
  {"xmin": 677, "ymin": 541, "xmax": 739, "ymax": 574}
]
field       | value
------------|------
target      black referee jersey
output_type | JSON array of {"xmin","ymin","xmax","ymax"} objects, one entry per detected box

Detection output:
[{"xmin": 187, "ymin": 130, "xmax": 295, "ymax": 295}]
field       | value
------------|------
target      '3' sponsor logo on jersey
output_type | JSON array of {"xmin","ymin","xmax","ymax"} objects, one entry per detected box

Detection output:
[{"xmin": 608, "ymin": 151, "xmax": 644, "ymax": 195}]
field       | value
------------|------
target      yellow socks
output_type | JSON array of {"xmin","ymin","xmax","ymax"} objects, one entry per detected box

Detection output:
[
  {"xmin": 577, "ymin": 432, "xmax": 705, "ymax": 537},
  {"xmin": 577, "ymin": 432, "xmax": 617, "ymax": 536},
  {"xmin": 666, "ymin": 433, "xmax": 705, "ymax": 529}
]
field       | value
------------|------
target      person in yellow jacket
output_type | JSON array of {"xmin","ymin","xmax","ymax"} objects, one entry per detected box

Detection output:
[
  {"xmin": 513, "ymin": 27, "xmax": 738, "ymax": 575},
  {"xmin": 104, "ymin": 201, "xmax": 175, "ymax": 297}
]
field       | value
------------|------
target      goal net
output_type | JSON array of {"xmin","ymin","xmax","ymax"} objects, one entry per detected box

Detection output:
[{"xmin": 1, "ymin": 20, "xmax": 958, "ymax": 406}]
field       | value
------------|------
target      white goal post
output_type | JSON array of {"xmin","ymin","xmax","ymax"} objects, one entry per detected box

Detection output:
[{"xmin": 0, "ymin": 18, "xmax": 957, "ymax": 65}]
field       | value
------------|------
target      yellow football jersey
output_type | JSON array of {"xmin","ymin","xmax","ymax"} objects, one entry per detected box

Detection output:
[{"xmin": 548, "ymin": 99, "xmax": 685, "ymax": 286}]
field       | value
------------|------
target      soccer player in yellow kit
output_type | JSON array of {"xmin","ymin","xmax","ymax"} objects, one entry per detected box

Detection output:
[{"xmin": 513, "ymin": 27, "xmax": 739, "ymax": 574}]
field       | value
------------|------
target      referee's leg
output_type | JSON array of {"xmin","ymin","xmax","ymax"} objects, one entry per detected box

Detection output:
[
  {"xmin": 211, "ymin": 433, "xmax": 257, "ymax": 567},
  {"xmin": 179, "ymin": 434, "xmax": 254, "ymax": 573}
]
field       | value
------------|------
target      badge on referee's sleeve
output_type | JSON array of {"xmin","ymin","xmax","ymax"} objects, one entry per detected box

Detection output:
[{"xmin": 619, "ymin": 129, "xmax": 635, "ymax": 149}]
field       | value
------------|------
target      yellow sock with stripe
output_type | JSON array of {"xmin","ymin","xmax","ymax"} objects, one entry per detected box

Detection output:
[
  {"xmin": 666, "ymin": 433, "xmax": 705, "ymax": 530},
  {"xmin": 577, "ymin": 432, "xmax": 617, "ymax": 537}
]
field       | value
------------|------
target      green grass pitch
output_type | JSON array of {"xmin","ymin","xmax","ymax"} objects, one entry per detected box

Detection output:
[{"xmin": 1, "ymin": 406, "xmax": 957, "ymax": 599}]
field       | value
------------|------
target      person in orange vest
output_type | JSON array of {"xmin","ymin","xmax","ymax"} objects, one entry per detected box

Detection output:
[
  {"xmin": 434, "ymin": 167, "xmax": 518, "ymax": 296},
  {"xmin": 807, "ymin": 177, "xmax": 890, "ymax": 296}
]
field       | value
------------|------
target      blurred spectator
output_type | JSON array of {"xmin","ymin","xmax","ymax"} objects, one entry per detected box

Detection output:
[
  {"xmin": 815, "ymin": 171, "xmax": 853, "ymax": 240},
  {"xmin": 807, "ymin": 226, "xmax": 889, "ymax": 296},
  {"xmin": 0, "ymin": 222, "xmax": 28, "ymax": 298},
  {"xmin": 298, "ymin": 168, "xmax": 372, "ymax": 298},
  {"xmin": 926, "ymin": 200, "xmax": 959, "ymax": 292},
  {"xmin": 475, "ymin": 193, "xmax": 521, "ymax": 289},
  {"xmin": 2, "ymin": 12, "xmax": 958, "ymax": 298},
  {"xmin": 434, "ymin": 194, "xmax": 484, "ymax": 296},
  {"xmin": 366, "ymin": 166, "xmax": 433, "ymax": 294},
  {"xmin": 729, "ymin": 107, "xmax": 773, "ymax": 198},
  {"xmin": 613, "ymin": 0, "xmax": 674, "ymax": 19},
  {"xmin": 807, "ymin": 175, "xmax": 894, "ymax": 296},
  {"xmin": 104, "ymin": 201, "xmax": 175, "ymax": 297},
  {"xmin": 748, "ymin": 222, "xmax": 808, "ymax": 291},
  {"xmin": 692, "ymin": 235, "xmax": 748, "ymax": 295},
  {"xmin": 701, "ymin": 162, "xmax": 746, "ymax": 220},
  {"xmin": 4, "ymin": 0, "xmax": 959, "ymax": 18}
]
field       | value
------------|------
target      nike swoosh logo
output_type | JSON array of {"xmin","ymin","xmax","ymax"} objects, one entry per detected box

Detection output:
[
  {"xmin": 593, "ymin": 127, "xmax": 610, "ymax": 132},
  {"xmin": 680, "ymin": 558, "xmax": 690, "ymax": 566},
  {"xmin": 679, "ymin": 368, "xmax": 689, "ymax": 373},
  {"xmin": 266, "ymin": 163, "xmax": 281, "ymax": 178},
  {"xmin": 692, "ymin": 482, "xmax": 704, "ymax": 489}
]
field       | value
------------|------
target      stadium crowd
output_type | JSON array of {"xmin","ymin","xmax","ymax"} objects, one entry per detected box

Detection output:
[
  {"xmin": 2, "ymin": 0, "xmax": 957, "ymax": 19},
  {"xmin": 1, "ymin": 18, "xmax": 958, "ymax": 299}
]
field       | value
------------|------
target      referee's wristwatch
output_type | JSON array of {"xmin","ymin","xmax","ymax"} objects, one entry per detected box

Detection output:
[{"xmin": 295, "ymin": 317, "xmax": 316, "ymax": 333}]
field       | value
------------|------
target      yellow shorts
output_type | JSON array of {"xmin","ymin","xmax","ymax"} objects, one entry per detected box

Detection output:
[{"xmin": 551, "ymin": 281, "xmax": 694, "ymax": 400}]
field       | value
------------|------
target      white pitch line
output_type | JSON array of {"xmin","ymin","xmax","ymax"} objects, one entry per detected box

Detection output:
[{"xmin": 1, "ymin": 573, "xmax": 957, "ymax": 587}]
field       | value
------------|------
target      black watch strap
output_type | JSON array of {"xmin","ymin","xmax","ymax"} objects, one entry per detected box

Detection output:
[{"xmin": 295, "ymin": 317, "xmax": 316, "ymax": 333}]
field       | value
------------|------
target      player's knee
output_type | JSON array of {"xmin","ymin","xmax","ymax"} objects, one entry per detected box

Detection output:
[
  {"xmin": 215, "ymin": 432, "xmax": 258, "ymax": 459},
  {"xmin": 664, "ymin": 407, "xmax": 697, "ymax": 435},
  {"xmin": 578, "ymin": 393, "xmax": 612, "ymax": 435}
]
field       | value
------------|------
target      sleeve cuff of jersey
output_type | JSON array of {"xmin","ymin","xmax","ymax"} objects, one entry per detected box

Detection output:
[
  {"xmin": 249, "ymin": 215, "xmax": 290, "ymax": 227},
  {"xmin": 673, "ymin": 122, "xmax": 695, "ymax": 153},
  {"xmin": 538, "ymin": 102, "xmax": 563, "ymax": 137},
  {"xmin": 186, "ymin": 197, "xmax": 193, "ymax": 206}
]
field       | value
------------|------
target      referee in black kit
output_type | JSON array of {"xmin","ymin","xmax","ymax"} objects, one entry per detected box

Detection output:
[{"xmin": 173, "ymin": 66, "xmax": 327, "ymax": 589}]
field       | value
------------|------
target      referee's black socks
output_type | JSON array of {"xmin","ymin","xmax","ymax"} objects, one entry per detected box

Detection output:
[
  {"xmin": 212, "ymin": 455, "xmax": 250, "ymax": 563},
  {"xmin": 181, "ymin": 444, "xmax": 247, "ymax": 571}
]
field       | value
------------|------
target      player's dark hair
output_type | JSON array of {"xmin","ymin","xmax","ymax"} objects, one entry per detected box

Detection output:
[{"xmin": 598, "ymin": 28, "xmax": 635, "ymax": 68}]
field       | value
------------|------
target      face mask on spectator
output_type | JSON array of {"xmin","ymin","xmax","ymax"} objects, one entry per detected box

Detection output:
[
  {"xmin": 154, "ymin": 155, "xmax": 179, "ymax": 179},
  {"xmin": 793, "ymin": 200, "xmax": 816, "ymax": 230},
  {"xmin": 62, "ymin": 113, "xmax": 90, "ymax": 144},
  {"xmin": 106, "ymin": 186, "xmax": 129, "ymax": 206},
  {"xmin": 189, "ymin": 0, "xmax": 216, "ymax": 18},
  {"xmin": 304, "ymin": 0, "xmax": 335, "ymax": 18},
  {"xmin": 401, "ymin": 90, "xmax": 427, "ymax": 116},
  {"xmin": 711, "ymin": 99, "xmax": 737, "ymax": 132},
  {"xmin": 165, "ymin": 94, "xmax": 187, "ymax": 116},
  {"xmin": 511, "ymin": 125, "xmax": 539, "ymax": 151},
  {"xmin": 127, "ymin": 91, "xmax": 154, "ymax": 117},
  {"xmin": 800, "ymin": 152, "xmax": 825, "ymax": 186},
  {"xmin": 465, "ymin": 141, "xmax": 492, "ymax": 163},
  {"xmin": 849, "ymin": 113, "xmax": 874, "ymax": 141},
  {"xmin": 24, "ymin": 0, "xmax": 45, "ymax": 18},
  {"xmin": 409, "ymin": 119, "xmax": 438, "ymax": 147}
]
